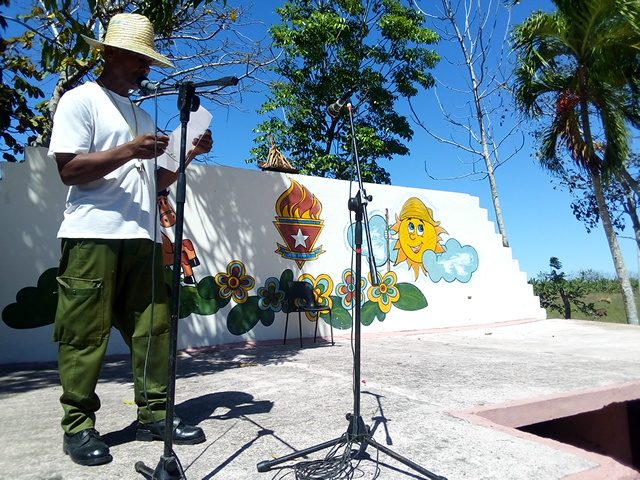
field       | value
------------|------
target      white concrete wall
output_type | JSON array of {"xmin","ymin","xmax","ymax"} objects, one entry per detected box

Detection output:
[{"xmin": 0, "ymin": 148, "xmax": 544, "ymax": 364}]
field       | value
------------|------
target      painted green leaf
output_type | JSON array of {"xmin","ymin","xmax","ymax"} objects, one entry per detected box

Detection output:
[
  {"xmin": 2, "ymin": 267, "xmax": 58, "ymax": 329},
  {"xmin": 394, "ymin": 283, "xmax": 428, "ymax": 310},
  {"xmin": 178, "ymin": 286, "xmax": 198, "ymax": 319},
  {"xmin": 227, "ymin": 297, "xmax": 261, "ymax": 335},
  {"xmin": 280, "ymin": 269, "xmax": 294, "ymax": 287},
  {"xmin": 280, "ymin": 269, "xmax": 294, "ymax": 313},
  {"xmin": 376, "ymin": 309, "xmax": 387, "ymax": 322},
  {"xmin": 179, "ymin": 285, "xmax": 224, "ymax": 319},
  {"xmin": 259, "ymin": 308, "xmax": 276, "ymax": 327},
  {"xmin": 192, "ymin": 294, "xmax": 222, "ymax": 316},
  {"xmin": 196, "ymin": 276, "xmax": 220, "ymax": 300},
  {"xmin": 361, "ymin": 301, "xmax": 379, "ymax": 326},
  {"xmin": 325, "ymin": 297, "xmax": 352, "ymax": 329}
]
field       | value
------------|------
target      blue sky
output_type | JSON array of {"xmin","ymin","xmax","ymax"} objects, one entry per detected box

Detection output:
[
  {"xmin": 3, "ymin": 0, "xmax": 639, "ymax": 280},
  {"xmin": 205, "ymin": 1, "xmax": 640, "ymax": 280}
]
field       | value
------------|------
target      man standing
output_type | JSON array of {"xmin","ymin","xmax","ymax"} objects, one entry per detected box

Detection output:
[{"xmin": 49, "ymin": 13, "xmax": 210, "ymax": 466}]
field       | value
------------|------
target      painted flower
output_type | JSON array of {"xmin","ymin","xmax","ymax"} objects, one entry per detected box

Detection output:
[
  {"xmin": 257, "ymin": 277, "xmax": 285, "ymax": 312},
  {"xmin": 214, "ymin": 260, "xmax": 255, "ymax": 304},
  {"xmin": 298, "ymin": 273, "xmax": 334, "ymax": 321},
  {"xmin": 335, "ymin": 269, "xmax": 367, "ymax": 310},
  {"xmin": 366, "ymin": 271, "xmax": 400, "ymax": 314}
]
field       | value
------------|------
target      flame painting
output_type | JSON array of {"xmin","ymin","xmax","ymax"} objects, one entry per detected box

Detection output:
[{"xmin": 273, "ymin": 179, "xmax": 325, "ymax": 268}]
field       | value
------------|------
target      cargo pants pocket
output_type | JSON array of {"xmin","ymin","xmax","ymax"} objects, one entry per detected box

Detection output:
[{"xmin": 54, "ymin": 276, "xmax": 106, "ymax": 346}]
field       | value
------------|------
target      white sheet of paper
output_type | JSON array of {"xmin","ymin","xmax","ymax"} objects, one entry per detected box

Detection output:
[{"xmin": 156, "ymin": 106, "xmax": 213, "ymax": 172}]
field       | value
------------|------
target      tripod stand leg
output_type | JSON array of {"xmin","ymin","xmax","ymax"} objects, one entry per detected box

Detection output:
[
  {"xmin": 135, "ymin": 454, "xmax": 183, "ymax": 480},
  {"xmin": 366, "ymin": 437, "xmax": 447, "ymax": 480},
  {"xmin": 135, "ymin": 461, "xmax": 154, "ymax": 478},
  {"xmin": 256, "ymin": 435, "xmax": 345, "ymax": 472}
]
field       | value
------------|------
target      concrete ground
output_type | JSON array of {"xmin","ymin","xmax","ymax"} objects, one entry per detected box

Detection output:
[{"xmin": 1, "ymin": 318, "xmax": 639, "ymax": 480}]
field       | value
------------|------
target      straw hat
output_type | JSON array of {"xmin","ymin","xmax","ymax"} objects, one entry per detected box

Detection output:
[{"xmin": 82, "ymin": 13, "xmax": 175, "ymax": 69}]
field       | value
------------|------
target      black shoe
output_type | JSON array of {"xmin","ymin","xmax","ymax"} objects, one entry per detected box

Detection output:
[
  {"xmin": 136, "ymin": 417, "xmax": 206, "ymax": 445},
  {"xmin": 63, "ymin": 428, "xmax": 112, "ymax": 466}
]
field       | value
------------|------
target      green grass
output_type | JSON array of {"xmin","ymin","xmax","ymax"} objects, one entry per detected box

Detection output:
[{"xmin": 544, "ymin": 291, "xmax": 640, "ymax": 324}]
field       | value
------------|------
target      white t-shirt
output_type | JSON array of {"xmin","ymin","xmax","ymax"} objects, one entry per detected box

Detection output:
[{"xmin": 48, "ymin": 81, "xmax": 160, "ymax": 241}]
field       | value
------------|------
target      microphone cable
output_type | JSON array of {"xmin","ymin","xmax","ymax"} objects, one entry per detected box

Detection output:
[
  {"xmin": 139, "ymin": 86, "xmax": 159, "ymax": 428},
  {"xmin": 291, "ymin": 437, "xmax": 361, "ymax": 479}
]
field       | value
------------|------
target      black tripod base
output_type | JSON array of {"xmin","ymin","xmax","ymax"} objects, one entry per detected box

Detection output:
[
  {"xmin": 255, "ymin": 416, "xmax": 447, "ymax": 480},
  {"xmin": 257, "ymin": 436, "xmax": 344, "ymax": 473},
  {"xmin": 367, "ymin": 437, "xmax": 447, "ymax": 480},
  {"xmin": 135, "ymin": 455, "xmax": 183, "ymax": 480}
]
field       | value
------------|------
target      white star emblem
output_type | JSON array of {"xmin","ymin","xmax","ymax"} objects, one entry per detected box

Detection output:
[{"xmin": 291, "ymin": 228, "xmax": 309, "ymax": 248}]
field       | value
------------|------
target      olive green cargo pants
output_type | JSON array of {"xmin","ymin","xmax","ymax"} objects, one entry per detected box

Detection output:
[{"xmin": 55, "ymin": 238, "xmax": 170, "ymax": 434}]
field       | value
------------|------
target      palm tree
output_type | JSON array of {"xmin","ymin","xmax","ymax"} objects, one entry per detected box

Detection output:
[{"xmin": 512, "ymin": 0, "xmax": 640, "ymax": 325}]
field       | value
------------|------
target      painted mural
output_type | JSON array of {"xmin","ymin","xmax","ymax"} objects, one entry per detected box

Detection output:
[
  {"xmin": 353, "ymin": 204, "xmax": 480, "ymax": 283},
  {"xmin": 390, "ymin": 197, "xmax": 447, "ymax": 279},
  {"xmin": 2, "ymin": 176, "xmax": 479, "ymax": 334},
  {"xmin": 160, "ymin": 178, "xmax": 478, "ymax": 331},
  {"xmin": 273, "ymin": 179, "xmax": 325, "ymax": 268},
  {"xmin": 158, "ymin": 189, "xmax": 202, "ymax": 285}
]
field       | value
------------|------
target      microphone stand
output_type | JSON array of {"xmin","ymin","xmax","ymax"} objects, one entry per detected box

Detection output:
[
  {"xmin": 135, "ymin": 76, "xmax": 238, "ymax": 480},
  {"xmin": 256, "ymin": 103, "xmax": 447, "ymax": 480}
]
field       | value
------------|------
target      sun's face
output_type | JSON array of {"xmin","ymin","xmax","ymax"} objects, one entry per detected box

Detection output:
[
  {"xmin": 391, "ymin": 197, "xmax": 446, "ymax": 279},
  {"xmin": 398, "ymin": 217, "xmax": 439, "ymax": 264}
]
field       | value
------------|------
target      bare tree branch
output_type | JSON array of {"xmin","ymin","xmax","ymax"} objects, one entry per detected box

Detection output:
[{"xmin": 410, "ymin": 0, "xmax": 524, "ymax": 247}]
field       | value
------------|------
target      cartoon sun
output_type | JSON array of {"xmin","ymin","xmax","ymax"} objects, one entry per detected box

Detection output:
[{"xmin": 391, "ymin": 197, "xmax": 447, "ymax": 279}]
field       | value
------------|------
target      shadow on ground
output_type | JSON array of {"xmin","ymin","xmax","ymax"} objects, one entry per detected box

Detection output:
[{"xmin": 0, "ymin": 339, "xmax": 330, "ymax": 396}]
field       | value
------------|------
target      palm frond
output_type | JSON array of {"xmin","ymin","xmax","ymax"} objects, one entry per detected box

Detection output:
[
  {"xmin": 600, "ymin": 96, "xmax": 631, "ymax": 170},
  {"xmin": 514, "ymin": 0, "xmax": 639, "ymax": 179}
]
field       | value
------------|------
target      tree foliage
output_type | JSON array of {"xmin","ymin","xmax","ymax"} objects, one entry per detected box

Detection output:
[
  {"xmin": 513, "ymin": 0, "xmax": 640, "ymax": 177},
  {"xmin": 0, "ymin": 0, "xmax": 47, "ymax": 162},
  {"xmin": 531, "ymin": 257, "xmax": 596, "ymax": 319},
  {"xmin": 552, "ymin": 153, "xmax": 640, "ymax": 235},
  {"xmin": 512, "ymin": 0, "xmax": 640, "ymax": 324},
  {"xmin": 0, "ymin": 0, "xmax": 273, "ymax": 162},
  {"xmin": 250, "ymin": 0, "xmax": 440, "ymax": 184}
]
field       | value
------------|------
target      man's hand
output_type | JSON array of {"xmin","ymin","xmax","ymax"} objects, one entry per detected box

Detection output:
[
  {"xmin": 55, "ymin": 133, "xmax": 171, "ymax": 186},
  {"xmin": 132, "ymin": 133, "xmax": 170, "ymax": 159},
  {"xmin": 188, "ymin": 129, "xmax": 213, "ymax": 159},
  {"xmin": 157, "ymin": 130, "xmax": 213, "ymax": 190}
]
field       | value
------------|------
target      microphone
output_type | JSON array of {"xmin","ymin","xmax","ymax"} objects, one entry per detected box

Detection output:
[
  {"xmin": 200, "ymin": 76, "xmax": 240, "ymax": 88},
  {"xmin": 137, "ymin": 77, "xmax": 159, "ymax": 94},
  {"xmin": 137, "ymin": 76, "xmax": 240, "ymax": 94},
  {"xmin": 327, "ymin": 87, "xmax": 356, "ymax": 118}
]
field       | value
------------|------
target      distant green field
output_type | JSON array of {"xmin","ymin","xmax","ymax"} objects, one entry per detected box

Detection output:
[{"xmin": 543, "ymin": 292, "xmax": 640, "ymax": 324}]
